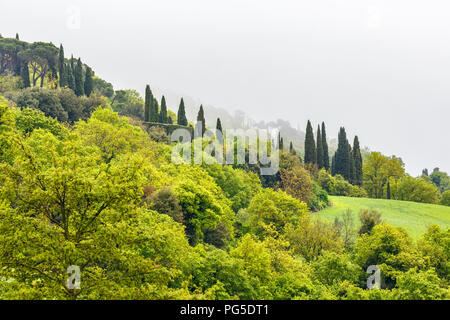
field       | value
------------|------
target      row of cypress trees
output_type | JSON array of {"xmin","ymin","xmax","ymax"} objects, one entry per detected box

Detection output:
[
  {"xmin": 144, "ymin": 85, "xmax": 172, "ymax": 124},
  {"xmin": 303, "ymin": 120, "xmax": 362, "ymax": 185},
  {"xmin": 331, "ymin": 127, "xmax": 363, "ymax": 185},
  {"xmin": 304, "ymin": 120, "xmax": 331, "ymax": 171},
  {"xmin": 144, "ymin": 86, "xmax": 223, "ymax": 138}
]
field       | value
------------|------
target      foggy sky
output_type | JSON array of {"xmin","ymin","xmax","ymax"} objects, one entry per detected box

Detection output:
[{"xmin": 1, "ymin": 0, "xmax": 449, "ymax": 175}]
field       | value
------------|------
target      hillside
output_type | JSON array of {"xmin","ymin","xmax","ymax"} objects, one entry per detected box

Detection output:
[{"xmin": 315, "ymin": 196, "xmax": 450, "ymax": 239}]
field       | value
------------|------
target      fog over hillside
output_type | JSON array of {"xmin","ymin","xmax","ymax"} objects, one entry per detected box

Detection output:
[{"xmin": 2, "ymin": 0, "xmax": 448, "ymax": 175}]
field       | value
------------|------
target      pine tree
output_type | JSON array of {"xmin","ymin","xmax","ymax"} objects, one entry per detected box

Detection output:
[
  {"xmin": 316, "ymin": 125, "xmax": 324, "ymax": 169},
  {"xmin": 67, "ymin": 63, "xmax": 75, "ymax": 90},
  {"xmin": 196, "ymin": 105, "xmax": 206, "ymax": 136},
  {"xmin": 304, "ymin": 120, "xmax": 317, "ymax": 165},
  {"xmin": 216, "ymin": 118, "xmax": 223, "ymax": 133},
  {"xmin": 177, "ymin": 98, "xmax": 188, "ymax": 126},
  {"xmin": 84, "ymin": 67, "xmax": 93, "ymax": 96},
  {"xmin": 74, "ymin": 58, "xmax": 84, "ymax": 96},
  {"xmin": 353, "ymin": 136, "xmax": 363, "ymax": 186},
  {"xmin": 58, "ymin": 44, "xmax": 66, "ymax": 87},
  {"xmin": 159, "ymin": 96, "xmax": 168, "ymax": 123},
  {"xmin": 20, "ymin": 62, "xmax": 30, "ymax": 88},
  {"xmin": 321, "ymin": 122, "xmax": 330, "ymax": 171},
  {"xmin": 144, "ymin": 85, "xmax": 152, "ymax": 122}
]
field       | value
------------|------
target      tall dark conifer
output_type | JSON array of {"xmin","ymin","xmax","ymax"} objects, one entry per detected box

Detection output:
[
  {"xmin": 152, "ymin": 98, "xmax": 159, "ymax": 122},
  {"xmin": 316, "ymin": 125, "xmax": 324, "ymax": 169},
  {"xmin": 331, "ymin": 154, "xmax": 336, "ymax": 175},
  {"xmin": 304, "ymin": 120, "xmax": 317, "ymax": 165},
  {"xmin": 67, "ymin": 63, "xmax": 75, "ymax": 90},
  {"xmin": 177, "ymin": 98, "xmax": 188, "ymax": 126},
  {"xmin": 321, "ymin": 122, "xmax": 330, "ymax": 171},
  {"xmin": 353, "ymin": 136, "xmax": 363, "ymax": 186},
  {"xmin": 196, "ymin": 105, "xmax": 206, "ymax": 136},
  {"xmin": 216, "ymin": 118, "xmax": 223, "ymax": 133},
  {"xmin": 20, "ymin": 62, "xmax": 30, "ymax": 88},
  {"xmin": 333, "ymin": 127, "xmax": 353, "ymax": 181},
  {"xmin": 159, "ymin": 96, "xmax": 168, "ymax": 123},
  {"xmin": 74, "ymin": 58, "xmax": 84, "ymax": 96},
  {"xmin": 58, "ymin": 44, "xmax": 66, "ymax": 87},
  {"xmin": 84, "ymin": 67, "xmax": 93, "ymax": 96},
  {"xmin": 144, "ymin": 85, "xmax": 152, "ymax": 122}
]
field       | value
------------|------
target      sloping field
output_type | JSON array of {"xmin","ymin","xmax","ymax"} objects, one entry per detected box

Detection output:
[{"xmin": 315, "ymin": 196, "xmax": 450, "ymax": 239}]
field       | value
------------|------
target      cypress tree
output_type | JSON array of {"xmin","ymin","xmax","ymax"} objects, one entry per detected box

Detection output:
[
  {"xmin": 74, "ymin": 58, "xmax": 84, "ymax": 96},
  {"xmin": 280, "ymin": 137, "xmax": 284, "ymax": 150},
  {"xmin": 177, "ymin": 98, "xmax": 188, "ymax": 126},
  {"xmin": 144, "ymin": 85, "xmax": 152, "ymax": 122},
  {"xmin": 387, "ymin": 181, "xmax": 391, "ymax": 199},
  {"xmin": 316, "ymin": 125, "xmax": 324, "ymax": 169},
  {"xmin": 168, "ymin": 116, "xmax": 173, "ymax": 124},
  {"xmin": 84, "ymin": 67, "xmax": 93, "ymax": 96},
  {"xmin": 348, "ymin": 142, "xmax": 355, "ymax": 184},
  {"xmin": 159, "ymin": 96, "xmax": 168, "ymax": 123},
  {"xmin": 15, "ymin": 33, "xmax": 19, "ymax": 40},
  {"xmin": 216, "ymin": 118, "xmax": 223, "ymax": 133},
  {"xmin": 353, "ymin": 136, "xmax": 363, "ymax": 186},
  {"xmin": 304, "ymin": 120, "xmax": 317, "ymax": 165},
  {"xmin": 58, "ymin": 44, "xmax": 66, "ymax": 87},
  {"xmin": 334, "ymin": 127, "xmax": 350, "ymax": 179},
  {"xmin": 289, "ymin": 141, "xmax": 296, "ymax": 155},
  {"xmin": 331, "ymin": 154, "xmax": 336, "ymax": 175},
  {"xmin": 152, "ymin": 97, "xmax": 159, "ymax": 122},
  {"xmin": 20, "ymin": 62, "xmax": 30, "ymax": 88},
  {"xmin": 196, "ymin": 105, "xmax": 206, "ymax": 136},
  {"xmin": 321, "ymin": 122, "xmax": 330, "ymax": 171},
  {"xmin": 67, "ymin": 63, "xmax": 75, "ymax": 90}
]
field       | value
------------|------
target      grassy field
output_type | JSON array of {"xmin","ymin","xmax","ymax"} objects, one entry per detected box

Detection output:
[{"xmin": 315, "ymin": 196, "xmax": 450, "ymax": 239}]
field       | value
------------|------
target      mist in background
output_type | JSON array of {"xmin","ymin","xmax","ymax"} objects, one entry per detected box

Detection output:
[{"xmin": 1, "ymin": 0, "xmax": 449, "ymax": 175}]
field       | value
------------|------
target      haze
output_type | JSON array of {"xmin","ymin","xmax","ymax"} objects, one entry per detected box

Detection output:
[{"xmin": 1, "ymin": 0, "xmax": 449, "ymax": 175}]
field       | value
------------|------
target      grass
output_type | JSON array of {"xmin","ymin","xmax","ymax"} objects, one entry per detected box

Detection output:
[{"xmin": 315, "ymin": 196, "xmax": 450, "ymax": 239}]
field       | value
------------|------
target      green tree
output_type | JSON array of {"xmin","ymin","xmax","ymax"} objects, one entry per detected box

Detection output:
[
  {"xmin": 216, "ymin": 117, "xmax": 222, "ymax": 133},
  {"xmin": 316, "ymin": 125, "xmax": 324, "ymax": 169},
  {"xmin": 66, "ymin": 62, "xmax": 75, "ymax": 90},
  {"xmin": 196, "ymin": 105, "xmax": 206, "ymax": 136},
  {"xmin": 321, "ymin": 122, "xmax": 330, "ymax": 171},
  {"xmin": 58, "ymin": 44, "xmax": 66, "ymax": 87},
  {"xmin": 353, "ymin": 136, "xmax": 363, "ymax": 186},
  {"xmin": 74, "ymin": 58, "xmax": 84, "ymax": 96},
  {"xmin": 333, "ymin": 127, "xmax": 352, "ymax": 181},
  {"xmin": 177, "ymin": 98, "xmax": 188, "ymax": 126},
  {"xmin": 441, "ymin": 190, "xmax": 450, "ymax": 206},
  {"xmin": 304, "ymin": 120, "xmax": 316, "ymax": 165},
  {"xmin": 83, "ymin": 66, "xmax": 93, "ymax": 96},
  {"xmin": 144, "ymin": 84, "xmax": 152, "ymax": 122},
  {"xmin": 20, "ymin": 62, "xmax": 30, "ymax": 88},
  {"xmin": 159, "ymin": 96, "xmax": 168, "ymax": 123}
]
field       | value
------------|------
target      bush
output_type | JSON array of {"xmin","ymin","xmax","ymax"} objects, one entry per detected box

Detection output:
[
  {"xmin": 440, "ymin": 190, "xmax": 450, "ymax": 206},
  {"xmin": 148, "ymin": 187, "xmax": 184, "ymax": 223},
  {"xmin": 358, "ymin": 209, "xmax": 383, "ymax": 235}
]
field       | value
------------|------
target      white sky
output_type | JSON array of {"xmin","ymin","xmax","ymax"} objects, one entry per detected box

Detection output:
[{"xmin": 1, "ymin": 0, "xmax": 449, "ymax": 175}]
